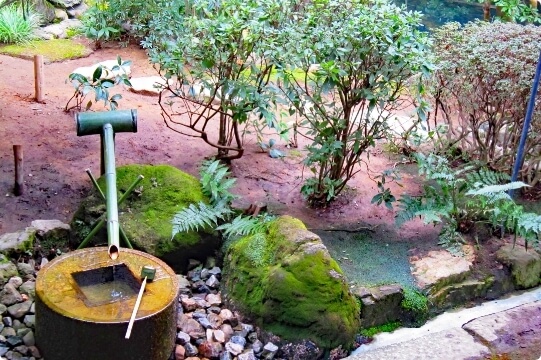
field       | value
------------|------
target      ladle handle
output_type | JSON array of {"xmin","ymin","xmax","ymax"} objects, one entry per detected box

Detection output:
[{"xmin": 125, "ymin": 276, "xmax": 147, "ymax": 339}]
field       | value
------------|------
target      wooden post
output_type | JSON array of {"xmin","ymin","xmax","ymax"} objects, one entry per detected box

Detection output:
[
  {"xmin": 13, "ymin": 145, "xmax": 24, "ymax": 196},
  {"xmin": 34, "ymin": 55, "xmax": 44, "ymax": 102}
]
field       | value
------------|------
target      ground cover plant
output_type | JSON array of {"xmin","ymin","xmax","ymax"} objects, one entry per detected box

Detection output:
[{"xmin": 0, "ymin": 38, "xmax": 91, "ymax": 61}]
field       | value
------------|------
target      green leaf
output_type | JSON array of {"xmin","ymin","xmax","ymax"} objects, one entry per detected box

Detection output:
[{"xmin": 92, "ymin": 66, "xmax": 103, "ymax": 82}]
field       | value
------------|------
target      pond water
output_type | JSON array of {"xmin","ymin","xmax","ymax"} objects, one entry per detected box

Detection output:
[{"xmin": 396, "ymin": 0, "xmax": 492, "ymax": 28}]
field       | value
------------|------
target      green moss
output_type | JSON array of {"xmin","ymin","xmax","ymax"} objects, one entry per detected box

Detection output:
[
  {"xmin": 360, "ymin": 321, "xmax": 402, "ymax": 338},
  {"xmin": 224, "ymin": 215, "xmax": 360, "ymax": 349},
  {"xmin": 0, "ymin": 39, "xmax": 92, "ymax": 62},
  {"xmin": 401, "ymin": 287, "xmax": 429, "ymax": 325},
  {"xmin": 72, "ymin": 164, "xmax": 219, "ymax": 271}
]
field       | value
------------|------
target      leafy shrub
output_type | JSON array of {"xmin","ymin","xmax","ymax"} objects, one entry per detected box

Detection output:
[
  {"xmin": 428, "ymin": 22, "xmax": 541, "ymax": 186},
  {"xmin": 65, "ymin": 56, "xmax": 132, "ymax": 112},
  {"xmin": 0, "ymin": 4, "xmax": 40, "ymax": 44},
  {"xmin": 277, "ymin": 0, "xmax": 432, "ymax": 206}
]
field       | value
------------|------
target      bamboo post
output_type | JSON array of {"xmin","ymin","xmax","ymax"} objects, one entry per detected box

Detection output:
[
  {"xmin": 13, "ymin": 145, "xmax": 24, "ymax": 196},
  {"xmin": 34, "ymin": 55, "xmax": 44, "ymax": 102}
]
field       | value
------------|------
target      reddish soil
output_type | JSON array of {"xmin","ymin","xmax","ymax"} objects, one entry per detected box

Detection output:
[{"xmin": 0, "ymin": 39, "xmax": 423, "ymax": 238}]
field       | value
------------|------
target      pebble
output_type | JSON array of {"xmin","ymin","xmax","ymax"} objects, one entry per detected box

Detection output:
[{"xmin": 0, "ymin": 257, "xmax": 338, "ymax": 360}]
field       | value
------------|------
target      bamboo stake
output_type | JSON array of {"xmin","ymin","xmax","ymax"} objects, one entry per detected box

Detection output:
[
  {"xmin": 34, "ymin": 55, "xmax": 44, "ymax": 102},
  {"xmin": 13, "ymin": 145, "xmax": 23, "ymax": 196}
]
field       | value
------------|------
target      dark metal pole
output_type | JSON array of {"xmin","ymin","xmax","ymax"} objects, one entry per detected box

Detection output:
[{"xmin": 510, "ymin": 48, "xmax": 541, "ymax": 198}]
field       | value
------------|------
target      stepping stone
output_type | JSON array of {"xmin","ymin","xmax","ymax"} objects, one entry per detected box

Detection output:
[
  {"xmin": 72, "ymin": 59, "xmax": 132, "ymax": 81},
  {"xmin": 128, "ymin": 76, "xmax": 169, "ymax": 96}
]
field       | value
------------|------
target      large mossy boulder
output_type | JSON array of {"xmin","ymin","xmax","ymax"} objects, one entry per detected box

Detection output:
[
  {"xmin": 496, "ymin": 244, "xmax": 541, "ymax": 289},
  {"xmin": 71, "ymin": 164, "xmax": 219, "ymax": 271},
  {"xmin": 223, "ymin": 216, "xmax": 360, "ymax": 349}
]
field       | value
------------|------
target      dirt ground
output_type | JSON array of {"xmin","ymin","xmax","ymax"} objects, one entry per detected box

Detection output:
[{"xmin": 0, "ymin": 39, "xmax": 426, "ymax": 239}]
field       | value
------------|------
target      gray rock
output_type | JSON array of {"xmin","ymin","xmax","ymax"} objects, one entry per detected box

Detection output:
[
  {"xmin": 16, "ymin": 328, "xmax": 29, "ymax": 338},
  {"xmin": 206, "ymin": 293, "xmax": 221, "ymax": 307},
  {"xmin": 128, "ymin": 77, "xmax": 168, "ymax": 96},
  {"xmin": 251, "ymin": 339, "xmax": 263, "ymax": 353},
  {"xmin": 200, "ymin": 268, "xmax": 210, "ymax": 280},
  {"xmin": 234, "ymin": 323, "xmax": 253, "ymax": 338},
  {"xmin": 359, "ymin": 284, "xmax": 404, "ymax": 328},
  {"xmin": 15, "ymin": 264, "xmax": 34, "ymax": 279},
  {"xmin": 2, "ymin": 317, "xmax": 11, "ymax": 327},
  {"xmin": 0, "ymin": 327, "xmax": 15, "ymax": 337},
  {"xmin": 12, "ymin": 320, "xmax": 25, "ymax": 330},
  {"xmin": 7, "ymin": 278, "xmax": 22, "ymax": 289},
  {"xmin": 0, "ymin": 263, "xmax": 19, "ymax": 286},
  {"xmin": 238, "ymin": 349, "xmax": 256, "ymax": 360},
  {"xmin": 0, "ymin": 284, "xmax": 22, "ymax": 306},
  {"xmin": 34, "ymin": 0, "xmax": 56, "ymax": 24},
  {"xmin": 31, "ymin": 220, "xmax": 70, "ymax": 245},
  {"xmin": 18, "ymin": 282, "xmax": 35, "ymax": 301},
  {"xmin": 496, "ymin": 244, "xmax": 541, "ymax": 289},
  {"xmin": 0, "ymin": 346, "xmax": 7, "ymax": 356},
  {"xmin": 47, "ymin": 0, "xmax": 83, "ymax": 9},
  {"xmin": 225, "ymin": 341, "xmax": 244, "ymax": 356},
  {"xmin": 208, "ymin": 266, "xmax": 222, "ymax": 276},
  {"xmin": 184, "ymin": 342, "xmax": 198, "ymax": 357},
  {"xmin": 220, "ymin": 351, "xmax": 233, "ymax": 360},
  {"xmin": 37, "ymin": 19, "xmax": 83, "ymax": 40},
  {"xmin": 0, "ymin": 229, "xmax": 35, "ymax": 255},
  {"xmin": 207, "ymin": 313, "xmax": 223, "ymax": 329},
  {"xmin": 230, "ymin": 335, "xmax": 246, "ymax": 347},
  {"xmin": 205, "ymin": 275, "xmax": 220, "ymax": 288},
  {"xmin": 6, "ymin": 335, "xmax": 22, "ymax": 347},
  {"xmin": 66, "ymin": 2, "xmax": 88, "ymax": 19},
  {"xmin": 54, "ymin": 8, "xmax": 68, "ymax": 21},
  {"xmin": 0, "ymin": 304, "xmax": 7, "ymax": 315},
  {"xmin": 27, "ymin": 346, "xmax": 40, "ymax": 358},
  {"xmin": 23, "ymin": 315, "xmax": 34, "ymax": 329},
  {"xmin": 261, "ymin": 342, "xmax": 279, "ymax": 360},
  {"xmin": 13, "ymin": 345, "xmax": 28, "ymax": 356},
  {"xmin": 197, "ymin": 316, "xmax": 213, "ymax": 329},
  {"xmin": 180, "ymin": 297, "xmax": 198, "ymax": 312},
  {"xmin": 7, "ymin": 301, "xmax": 32, "ymax": 319},
  {"xmin": 176, "ymin": 331, "xmax": 190, "ymax": 345}
]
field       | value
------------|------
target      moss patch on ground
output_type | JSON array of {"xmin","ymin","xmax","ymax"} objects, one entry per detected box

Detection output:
[
  {"xmin": 0, "ymin": 39, "xmax": 92, "ymax": 62},
  {"xmin": 224, "ymin": 215, "xmax": 360, "ymax": 349},
  {"xmin": 71, "ymin": 164, "xmax": 219, "ymax": 271}
]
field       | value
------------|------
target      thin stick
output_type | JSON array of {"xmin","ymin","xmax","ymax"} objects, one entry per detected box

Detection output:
[
  {"xmin": 125, "ymin": 276, "xmax": 147, "ymax": 339},
  {"xmin": 34, "ymin": 55, "xmax": 44, "ymax": 102},
  {"xmin": 13, "ymin": 145, "xmax": 23, "ymax": 196}
]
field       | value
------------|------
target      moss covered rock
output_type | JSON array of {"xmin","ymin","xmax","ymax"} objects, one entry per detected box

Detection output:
[
  {"xmin": 223, "ymin": 216, "xmax": 360, "ymax": 349},
  {"xmin": 71, "ymin": 164, "xmax": 219, "ymax": 271},
  {"xmin": 496, "ymin": 244, "xmax": 541, "ymax": 289}
]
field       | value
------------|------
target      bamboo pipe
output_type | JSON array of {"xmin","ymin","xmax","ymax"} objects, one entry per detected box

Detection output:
[{"xmin": 102, "ymin": 124, "xmax": 120, "ymax": 260}]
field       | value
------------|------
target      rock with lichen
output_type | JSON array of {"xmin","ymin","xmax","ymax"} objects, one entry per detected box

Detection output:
[{"xmin": 222, "ymin": 215, "xmax": 360, "ymax": 349}]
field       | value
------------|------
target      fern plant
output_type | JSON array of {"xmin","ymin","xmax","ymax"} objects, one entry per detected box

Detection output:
[
  {"xmin": 171, "ymin": 160, "xmax": 274, "ymax": 242},
  {"xmin": 396, "ymin": 153, "xmax": 538, "ymax": 251}
]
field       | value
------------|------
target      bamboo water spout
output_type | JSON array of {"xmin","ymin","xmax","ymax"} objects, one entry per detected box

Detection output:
[{"xmin": 75, "ymin": 110, "xmax": 139, "ymax": 259}]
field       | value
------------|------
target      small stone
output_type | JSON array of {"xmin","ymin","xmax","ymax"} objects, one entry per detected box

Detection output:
[
  {"xmin": 3, "ymin": 317, "xmax": 12, "ymax": 327},
  {"xmin": 177, "ymin": 331, "xmax": 191, "ymax": 345},
  {"xmin": 23, "ymin": 315, "xmax": 34, "ymax": 329},
  {"xmin": 18, "ymin": 282, "xmax": 35, "ymax": 301},
  {"xmin": 27, "ymin": 345, "xmax": 40, "ymax": 358},
  {"xmin": 7, "ymin": 301, "xmax": 32, "ymax": 319},
  {"xmin": 0, "ymin": 327, "xmax": 15, "ymax": 337},
  {"xmin": 39, "ymin": 258, "xmax": 48, "ymax": 269},
  {"xmin": 16, "ymin": 328, "xmax": 30, "ymax": 337},
  {"xmin": 261, "ymin": 342, "xmax": 279, "ymax": 360},
  {"xmin": 16, "ymin": 264, "xmax": 34, "ymax": 278},
  {"xmin": 219, "ymin": 309, "xmax": 238, "ymax": 327},
  {"xmin": 251, "ymin": 339, "xmax": 263, "ymax": 354},
  {"xmin": 174, "ymin": 344, "xmax": 185, "ymax": 360},
  {"xmin": 7, "ymin": 278, "xmax": 22, "ymax": 289},
  {"xmin": 207, "ymin": 313, "xmax": 223, "ymax": 329},
  {"xmin": 205, "ymin": 275, "xmax": 220, "ymax": 289},
  {"xmin": 181, "ymin": 298, "xmax": 198, "ymax": 312},
  {"xmin": 177, "ymin": 275, "xmax": 191, "ymax": 290},
  {"xmin": 0, "ymin": 346, "xmax": 7, "ymax": 356},
  {"xmin": 22, "ymin": 331, "xmax": 34, "ymax": 347},
  {"xmin": 206, "ymin": 293, "xmax": 221, "ymax": 307},
  {"xmin": 192, "ymin": 282, "xmax": 211, "ymax": 294},
  {"xmin": 0, "ymin": 304, "xmax": 7, "ymax": 315},
  {"xmin": 196, "ymin": 317, "xmax": 212, "ymax": 329},
  {"xmin": 198, "ymin": 341, "xmax": 223, "ymax": 358},
  {"xmin": 225, "ymin": 341, "xmax": 244, "ymax": 356},
  {"xmin": 184, "ymin": 343, "xmax": 198, "ymax": 357},
  {"xmin": 12, "ymin": 319, "xmax": 25, "ymax": 330},
  {"xmin": 206, "ymin": 328, "xmax": 213, "ymax": 342},
  {"xmin": 213, "ymin": 329, "xmax": 225, "ymax": 343},
  {"xmin": 13, "ymin": 344, "xmax": 28, "ymax": 356},
  {"xmin": 208, "ymin": 306, "xmax": 221, "ymax": 314},
  {"xmin": 234, "ymin": 323, "xmax": 253, "ymax": 338},
  {"xmin": 178, "ymin": 315, "xmax": 204, "ymax": 336},
  {"xmin": 0, "ymin": 284, "xmax": 23, "ymax": 306},
  {"xmin": 247, "ymin": 332, "xmax": 258, "ymax": 343},
  {"xmin": 200, "ymin": 268, "xmax": 210, "ymax": 281},
  {"xmin": 230, "ymin": 335, "xmax": 246, "ymax": 347},
  {"xmin": 237, "ymin": 349, "xmax": 256, "ymax": 360},
  {"xmin": 220, "ymin": 324, "xmax": 234, "ymax": 342},
  {"xmin": 208, "ymin": 267, "xmax": 221, "ymax": 276},
  {"xmin": 194, "ymin": 298, "xmax": 209, "ymax": 309},
  {"xmin": 6, "ymin": 335, "xmax": 23, "ymax": 347},
  {"xmin": 219, "ymin": 351, "xmax": 232, "ymax": 360}
]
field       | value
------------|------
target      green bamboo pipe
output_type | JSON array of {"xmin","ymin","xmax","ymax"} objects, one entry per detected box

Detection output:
[{"xmin": 103, "ymin": 124, "xmax": 120, "ymax": 260}]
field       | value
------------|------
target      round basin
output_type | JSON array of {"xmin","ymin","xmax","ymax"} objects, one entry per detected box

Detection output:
[{"xmin": 36, "ymin": 247, "xmax": 179, "ymax": 360}]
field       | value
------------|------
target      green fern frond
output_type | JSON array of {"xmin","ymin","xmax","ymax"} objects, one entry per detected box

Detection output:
[
  {"xmin": 466, "ymin": 182, "xmax": 529, "ymax": 197},
  {"xmin": 199, "ymin": 160, "xmax": 237, "ymax": 204},
  {"xmin": 216, "ymin": 214, "xmax": 275, "ymax": 239},
  {"xmin": 466, "ymin": 168, "xmax": 510, "ymax": 188},
  {"xmin": 171, "ymin": 201, "xmax": 233, "ymax": 238}
]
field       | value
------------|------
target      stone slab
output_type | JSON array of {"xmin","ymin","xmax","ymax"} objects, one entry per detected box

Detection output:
[{"xmin": 347, "ymin": 328, "xmax": 489, "ymax": 360}]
